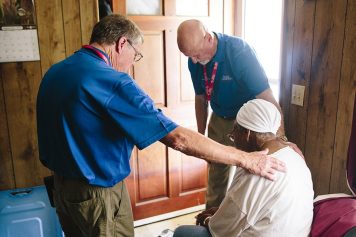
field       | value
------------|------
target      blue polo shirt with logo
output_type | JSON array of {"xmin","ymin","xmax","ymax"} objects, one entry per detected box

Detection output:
[
  {"xmin": 188, "ymin": 33, "xmax": 270, "ymax": 118},
  {"xmin": 37, "ymin": 47, "xmax": 177, "ymax": 187}
]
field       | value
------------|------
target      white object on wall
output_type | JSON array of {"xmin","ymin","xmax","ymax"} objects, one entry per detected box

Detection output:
[
  {"xmin": 291, "ymin": 84, "xmax": 305, "ymax": 106},
  {"xmin": 0, "ymin": 27, "xmax": 40, "ymax": 63}
]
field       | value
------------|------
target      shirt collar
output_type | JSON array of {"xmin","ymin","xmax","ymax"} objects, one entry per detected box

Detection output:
[
  {"xmin": 80, "ymin": 46, "xmax": 111, "ymax": 66},
  {"xmin": 211, "ymin": 32, "xmax": 225, "ymax": 63}
]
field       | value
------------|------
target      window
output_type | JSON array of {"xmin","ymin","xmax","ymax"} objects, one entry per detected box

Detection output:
[
  {"xmin": 126, "ymin": 0, "xmax": 162, "ymax": 15},
  {"xmin": 241, "ymin": 0, "xmax": 283, "ymax": 99},
  {"xmin": 176, "ymin": 0, "xmax": 208, "ymax": 16}
]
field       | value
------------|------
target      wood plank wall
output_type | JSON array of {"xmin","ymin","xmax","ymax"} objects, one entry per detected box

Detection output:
[
  {"xmin": 0, "ymin": 0, "xmax": 98, "ymax": 190},
  {"xmin": 280, "ymin": 0, "xmax": 356, "ymax": 196}
]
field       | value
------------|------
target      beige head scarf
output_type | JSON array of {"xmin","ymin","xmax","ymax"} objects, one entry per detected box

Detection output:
[{"xmin": 236, "ymin": 99, "xmax": 281, "ymax": 135}]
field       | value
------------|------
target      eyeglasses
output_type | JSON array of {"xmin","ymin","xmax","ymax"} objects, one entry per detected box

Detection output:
[
  {"xmin": 127, "ymin": 40, "xmax": 143, "ymax": 62},
  {"xmin": 226, "ymin": 124, "xmax": 240, "ymax": 143},
  {"xmin": 227, "ymin": 133, "xmax": 235, "ymax": 143}
]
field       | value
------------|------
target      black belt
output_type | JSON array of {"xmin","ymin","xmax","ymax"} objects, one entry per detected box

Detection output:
[
  {"xmin": 213, "ymin": 112, "xmax": 235, "ymax": 120},
  {"xmin": 219, "ymin": 115, "xmax": 235, "ymax": 120},
  {"xmin": 222, "ymin": 116, "xmax": 235, "ymax": 120}
]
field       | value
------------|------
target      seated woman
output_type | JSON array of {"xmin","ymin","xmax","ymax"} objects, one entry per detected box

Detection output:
[{"xmin": 174, "ymin": 99, "xmax": 314, "ymax": 237}]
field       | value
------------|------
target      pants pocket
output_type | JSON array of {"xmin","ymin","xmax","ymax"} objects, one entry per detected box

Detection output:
[
  {"xmin": 110, "ymin": 183, "xmax": 134, "ymax": 237},
  {"xmin": 64, "ymin": 197, "xmax": 105, "ymax": 236}
]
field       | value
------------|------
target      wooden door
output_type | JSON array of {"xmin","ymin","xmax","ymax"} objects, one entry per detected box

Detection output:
[{"xmin": 112, "ymin": 0, "xmax": 224, "ymax": 220}]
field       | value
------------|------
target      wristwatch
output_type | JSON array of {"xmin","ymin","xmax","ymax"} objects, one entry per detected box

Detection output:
[{"xmin": 203, "ymin": 216, "xmax": 212, "ymax": 226}]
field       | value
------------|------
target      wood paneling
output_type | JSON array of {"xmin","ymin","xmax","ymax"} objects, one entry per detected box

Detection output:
[
  {"xmin": 79, "ymin": 0, "xmax": 99, "ymax": 45},
  {"xmin": 286, "ymin": 0, "xmax": 315, "ymax": 152},
  {"xmin": 281, "ymin": 0, "xmax": 355, "ymax": 196},
  {"xmin": 36, "ymin": 0, "xmax": 66, "ymax": 75},
  {"xmin": 279, "ymin": 0, "xmax": 295, "ymax": 130},
  {"xmin": 305, "ymin": 0, "xmax": 347, "ymax": 195},
  {"xmin": 2, "ymin": 62, "xmax": 51, "ymax": 188},
  {"xmin": 330, "ymin": 0, "xmax": 356, "ymax": 194},
  {"xmin": 0, "ymin": 0, "xmax": 98, "ymax": 191},
  {"xmin": 62, "ymin": 0, "xmax": 82, "ymax": 56},
  {"xmin": 0, "ymin": 65, "xmax": 15, "ymax": 190},
  {"xmin": 112, "ymin": 0, "xmax": 125, "ymax": 15}
]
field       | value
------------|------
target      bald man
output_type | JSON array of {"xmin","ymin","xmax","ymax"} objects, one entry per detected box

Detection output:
[{"xmin": 177, "ymin": 19, "xmax": 288, "ymax": 209}]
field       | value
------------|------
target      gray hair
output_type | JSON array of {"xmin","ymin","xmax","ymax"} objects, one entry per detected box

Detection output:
[{"xmin": 90, "ymin": 14, "xmax": 143, "ymax": 45}]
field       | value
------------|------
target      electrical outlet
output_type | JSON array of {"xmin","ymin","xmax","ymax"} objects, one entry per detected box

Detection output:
[{"xmin": 291, "ymin": 84, "xmax": 305, "ymax": 106}]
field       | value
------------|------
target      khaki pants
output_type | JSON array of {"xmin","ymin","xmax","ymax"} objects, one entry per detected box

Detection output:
[
  {"xmin": 53, "ymin": 174, "xmax": 134, "ymax": 237},
  {"xmin": 206, "ymin": 113, "xmax": 235, "ymax": 209}
]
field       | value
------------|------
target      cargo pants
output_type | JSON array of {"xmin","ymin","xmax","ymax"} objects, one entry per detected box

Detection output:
[
  {"xmin": 206, "ymin": 113, "xmax": 235, "ymax": 210},
  {"xmin": 53, "ymin": 175, "xmax": 134, "ymax": 237}
]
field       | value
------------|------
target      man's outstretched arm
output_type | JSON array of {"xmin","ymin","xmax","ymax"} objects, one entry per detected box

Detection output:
[{"xmin": 160, "ymin": 126, "xmax": 286, "ymax": 181}]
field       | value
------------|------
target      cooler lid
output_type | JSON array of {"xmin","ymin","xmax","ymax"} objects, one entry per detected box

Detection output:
[{"xmin": 347, "ymin": 94, "xmax": 356, "ymax": 196}]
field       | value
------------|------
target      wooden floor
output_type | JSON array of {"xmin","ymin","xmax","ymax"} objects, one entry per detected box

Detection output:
[{"xmin": 134, "ymin": 211, "xmax": 199, "ymax": 237}]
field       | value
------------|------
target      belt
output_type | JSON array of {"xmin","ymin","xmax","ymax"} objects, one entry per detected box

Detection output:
[
  {"xmin": 213, "ymin": 112, "xmax": 236, "ymax": 120},
  {"xmin": 221, "ymin": 116, "xmax": 235, "ymax": 120}
]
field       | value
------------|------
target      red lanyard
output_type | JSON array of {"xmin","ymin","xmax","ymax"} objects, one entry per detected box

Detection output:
[
  {"xmin": 203, "ymin": 62, "xmax": 218, "ymax": 101},
  {"xmin": 82, "ymin": 45, "xmax": 111, "ymax": 66}
]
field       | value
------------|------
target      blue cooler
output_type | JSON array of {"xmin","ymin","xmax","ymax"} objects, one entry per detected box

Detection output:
[{"xmin": 0, "ymin": 185, "xmax": 63, "ymax": 237}]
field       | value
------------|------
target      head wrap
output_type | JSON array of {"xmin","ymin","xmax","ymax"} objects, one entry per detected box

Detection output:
[{"xmin": 236, "ymin": 99, "xmax": 281, "ymax": 135}]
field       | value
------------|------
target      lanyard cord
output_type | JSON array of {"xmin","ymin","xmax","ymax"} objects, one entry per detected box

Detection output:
[
  {"xmin": 203, "ymin": 62, "xmax": 218, "ymax": 101},
  {"xmin": 82, "ymin": 45, "xmax": 111, "ymax": 66}
]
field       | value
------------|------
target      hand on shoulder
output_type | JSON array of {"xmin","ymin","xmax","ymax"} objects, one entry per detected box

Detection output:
[{"xmin": 242, "ymin": 149, "xmax": 287, "ymax": 181}]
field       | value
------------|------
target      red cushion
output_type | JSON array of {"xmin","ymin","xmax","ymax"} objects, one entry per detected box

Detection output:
[{"xmin": 311, "ymin": 197, "xmax": 356, "ymax": 237}]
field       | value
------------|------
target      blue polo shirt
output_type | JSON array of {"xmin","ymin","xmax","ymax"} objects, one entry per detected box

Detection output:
[
  {"xmin": 189, "ymin": 33, "xmax": 269, "ymax": 118},
  {"xmin": 37, "ymin": 48, "xmax": 177, "ymax": 187}
]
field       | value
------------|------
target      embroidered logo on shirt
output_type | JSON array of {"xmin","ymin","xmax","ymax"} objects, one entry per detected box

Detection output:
[{"xmin": 222, "ymin": 75, "xmax": 233, "ymax": 81}]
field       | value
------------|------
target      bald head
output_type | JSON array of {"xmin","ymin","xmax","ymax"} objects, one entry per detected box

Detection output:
[{"xmin": 177, "ymin": 20, "xmax": 207, "ymax": 54}]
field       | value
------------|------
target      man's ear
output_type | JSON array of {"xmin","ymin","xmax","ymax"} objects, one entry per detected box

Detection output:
[
  {"xmin": 116, "ymin": 37, "xmax": 127, "ymax": 54},
  {"xmin": 207, "ymin": 32, "xmax": 214, "ymax": 44}
]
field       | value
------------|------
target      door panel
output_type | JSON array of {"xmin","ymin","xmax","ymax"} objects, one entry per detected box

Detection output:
[
  {"xmin": 133, "ymin": 31, "xmax": 165, "ymax": 105},
  {"xmin": 180, "ymin": 56, "xmax": 195, "ymax": 102},
  {"xmin": 181, "ymin": 155, "xmax": 208, "ymax": 192},
  {"xmin": 136, "ymin": 143, "xmax": 167, "ymax": 201},
  {"xmin": 113, "ymin": 0, "xmax": 223, "ymax": 220}
]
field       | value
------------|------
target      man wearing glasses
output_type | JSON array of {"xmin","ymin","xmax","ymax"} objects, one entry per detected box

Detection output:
[
  {"xmin": 127, "ymin": 39, "xmax": 143, "ymax": 62},
  {"xmin": 37, "ymin": 15, "xmax": 286, "ymax": 237}
]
